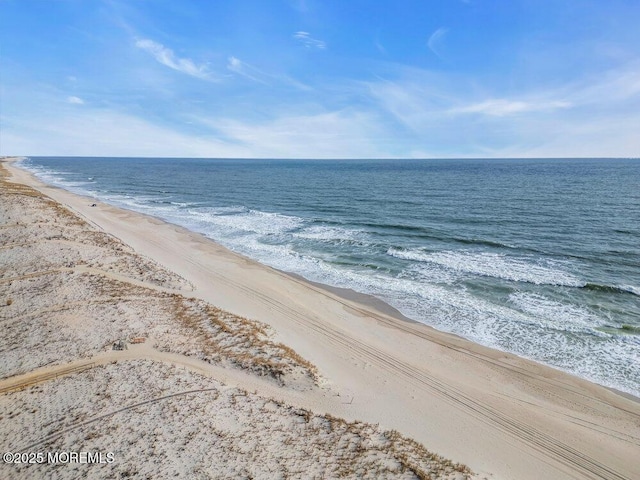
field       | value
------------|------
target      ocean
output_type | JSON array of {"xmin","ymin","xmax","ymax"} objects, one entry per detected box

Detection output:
[{"xmin": 18, "ymin": 157, "xmax": 640, "ymax": 397}]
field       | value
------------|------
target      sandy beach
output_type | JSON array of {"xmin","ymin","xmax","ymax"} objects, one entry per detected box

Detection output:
[{"xmin": 1, "ymin": 157, "xmax": 639, "ymax": 479}]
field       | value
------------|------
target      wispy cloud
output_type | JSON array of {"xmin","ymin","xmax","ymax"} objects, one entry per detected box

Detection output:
[
  {"xmin": 227, "ymin": 56, "xmax": 312, "ymax": 90},
  {"xmin": 293, "ymin": 31, "xmax": 326, "ymax": 49},
  {"xmin": 67, "ymin": 96, "xmax": 84, "ymax": 105},
  {"xmin": 2, "ymin": 82, "xmax": 392, "ymax": 158},
  {"xmin": 135, "ymin": 38, "xmax": 213, "ymax": 80},
  {"xmin": 227, "ymin": 56, "xmax": 269, "ymax": 84},
  {"xmin": 449, "ymin": 99, "xmax": 572, "ymax": 116},
  {"xmin": 3, "ymin": 107, "xmax": 252, "ymax": 157},
  {"xmin": 567, "ymin": 64, "xmax": 640, "ymax": 105},
  {"xmin": 202, "ymin": 110, "xmax": 390, "ymax": 158},
  {"xmin": 365, "ymin": 74, "xmax": 456, "ymax": 131},
  {"xmin": 427, "ymin": 27, "xmax": 448, "ymax": 58},
  {"xmin": 363, "ymin": 60, "xmax": 640, "ymax": 157}
]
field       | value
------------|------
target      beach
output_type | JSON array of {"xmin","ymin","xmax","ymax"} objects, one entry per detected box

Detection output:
[{"xmin": 1, "ymin": 157, "xmax": 639, "ymax": 479}]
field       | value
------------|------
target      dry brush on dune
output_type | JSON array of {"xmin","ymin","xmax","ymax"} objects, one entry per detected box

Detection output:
[{"xmin": 0, "ymin": 164, "xmax": 317, "ymax": 385}]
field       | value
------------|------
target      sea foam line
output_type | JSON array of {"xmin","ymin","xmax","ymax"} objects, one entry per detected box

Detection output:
[{"xmin": 387, "ymin": 247, "xmax": 582, "ymax": 286}]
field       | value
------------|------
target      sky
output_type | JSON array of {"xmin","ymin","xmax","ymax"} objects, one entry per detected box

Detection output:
[{"xmin": 1, "ymin": 0, "xmax": 639, "ymax": 159}]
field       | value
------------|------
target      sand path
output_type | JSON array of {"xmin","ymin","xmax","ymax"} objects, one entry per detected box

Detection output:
[{"xmin": 0, "ymin": 342, "xmax": 321, "ymax": 406}]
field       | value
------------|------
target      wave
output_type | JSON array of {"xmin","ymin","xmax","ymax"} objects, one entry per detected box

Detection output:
[
  {"xmin": 387, "ymin": 247, "xmax": 582, "ymax": 286},
  {"xmin": 294, "ymin": 225, "xmax": 367, "ymax": 243},
  {"xmin": 453, "ymin": 237, "xmax": 517, "ymax": 249},
  {"xmin": 619, "ymin": 324, "xmax": 640, "ymax": 334},
  {"xmin": 348, "ymin": 221, "xmax": 519, "ymax": 249},
  {"xmin": 581, "ymin": 283, "xmax": 640, "ymax": 296},
  {"xmin": 508, "ymin": 292, "xmax": 605, "ymax": 331},
  {"xmin": 613, "ymin": 228, "xmax": 639, "ymax": 236},
  {"xmin": 400, "ymin": 263, "xmax": 460, "ymax": 285},
  {"xmin": 184, "ymin": 207, "xmax": 304, "ymax": 237},
  {"xmin": 20, "ymin": 161, "xmax": 102, "ymax": 196}
]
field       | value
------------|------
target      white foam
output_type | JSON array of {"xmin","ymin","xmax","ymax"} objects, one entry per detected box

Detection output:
[
  {"xmin": 508, "ymin": 292, "xmax": 605, "ymax": 332},
  {"xmin": 399, "ymin": 263, "xmax": 459, "ymax": 285},
  {"xmin": 295, "ymin": 225, "xmax": 366, "ymax": 243},
  {"xmin": 22, "ymin": 162, "xmax": 104, "ymax": 201},
  {"xmin": 387, "ymin": 247, "xmax": 582, "ymax": 286},
  {"xmin": 620, "ymin": 284, "xmax": 640, "ymax": 296},
  {"xmin": 387, "ymin": 283, "xmax": 639, "ymax": 396},
  {"xmin": 186, "ymin": 207, "xmax": 304, "ymax": 237}
]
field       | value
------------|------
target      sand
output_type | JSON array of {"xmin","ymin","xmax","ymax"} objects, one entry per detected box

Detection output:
[{"xmin": 1, "ymin": 157, "xmax": 639, "ymax": 479}]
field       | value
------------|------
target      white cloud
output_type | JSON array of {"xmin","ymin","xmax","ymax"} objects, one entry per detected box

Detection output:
[
  {"xmin": 226, "ymin": 56, "xmax": 312, "ymax": 90},
  {"xmin": 4, "ymin": 53, "xmax": 640, "ymax": 159},
  {"xmin": 135, "ymin": 38, "xmax": 213, "ymax": 80},
  {"xmin": 186, "ymin": 110, "xmax": 394, "ymax": 158},
  {"xmin": 365, "ymin": 76, "xmax": 454, "ymax": 131},
  {"xmin": 67, "ymin": 96, "xmax": 84, "ymax": 105},
  {"xmin": 293, "ymin": 31, "xmax": 326, "ymax": 49},
  {"xmin": 568, "ymin": 65, "xmax": 640, "ymax": 105},
  {"xmin": 227, "ymin": 56, "xmax": 269, "ymax": 84},
  {"xmin": 363, "ymin": 61, "xmax": 640, "ymax": 157},
  {"xmin": 449, "ymin": 99, "xmax": 572, "ymax": 116},
  {"xmin": 227, "ymin": 56, "xmax": 242, "ymax": 70},
  {"xmin": 1, "ymin": 107, "xmax": 251, "ymax": 158},
  {"xmin": 479, "ymin": 113, "xmax": 640, "ymax": 158},
  {"xmin": 2, "ymin": 92, "xmax": 393, "ymax": 159},
  {"xmin": 427, "ymin": 27, "xmax": 448, "ymax": 58}
]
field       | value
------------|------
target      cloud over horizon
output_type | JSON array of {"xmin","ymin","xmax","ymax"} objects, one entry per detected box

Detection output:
[{"xmin": 1, "ymin": 0, "xmax": 639, "ymax": 158}]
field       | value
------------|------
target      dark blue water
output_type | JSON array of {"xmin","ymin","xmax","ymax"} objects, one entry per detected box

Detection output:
[{"xmin": 20, "ymin": 157, "xmax": 640, "ymax": 396}]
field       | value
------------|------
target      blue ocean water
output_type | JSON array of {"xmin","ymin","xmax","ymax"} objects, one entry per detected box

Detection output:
[{"xmin": 19, "ymin": 157, "xmax": 640, "ymax": 396}]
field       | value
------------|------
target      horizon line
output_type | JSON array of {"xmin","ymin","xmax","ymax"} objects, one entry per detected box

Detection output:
[{"xmin": 5, "ymin": 155, "xmax": 640, "ymax": 161}]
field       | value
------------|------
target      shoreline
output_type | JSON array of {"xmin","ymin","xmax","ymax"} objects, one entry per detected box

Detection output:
[
  {"xmin": 284, "ymin": 270, "xmax": 420, "ymax": 324},
  {"xmin": 0, "ymin": 159, "xmax": 476, "ymax": 479},
  {"xmin": 12, "ymin": 156, "xmax": 640, "ymax": 403},
  {"xmin": 288, "ymin": 273, "xmax": 640, "ymax": 405},
  {"xmin": 291, "ymin": 268, "xmax": 640, "ymax": 407},
  {"xmin": 11, "ymin": 156, "xmax": 422, "ymax": 326},
  {"xmin": 4, "ymin": 157, "xmax": 640, "ymax": 479}
]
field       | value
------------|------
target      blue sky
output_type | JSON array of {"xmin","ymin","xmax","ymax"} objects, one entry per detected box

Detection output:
[{"xmin": 1, "ymin": 0, "xmax": 639, "ymax": 158}]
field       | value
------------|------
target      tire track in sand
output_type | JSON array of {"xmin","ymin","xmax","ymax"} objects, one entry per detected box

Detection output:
[{"xmin": 192, "ymin": 261, "xmax": 635, "ymax": 480}]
